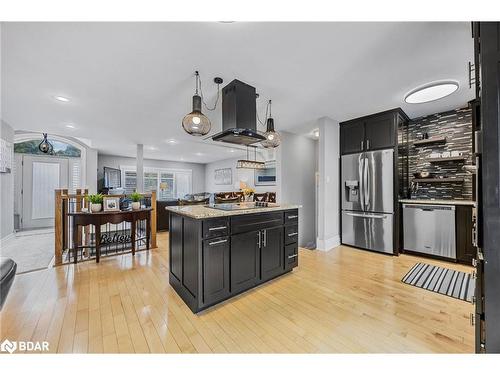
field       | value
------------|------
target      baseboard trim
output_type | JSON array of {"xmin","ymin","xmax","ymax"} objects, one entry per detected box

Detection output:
[{"xmin": 315, "ymin": 235, "xmax": 340, "ymax": 251}]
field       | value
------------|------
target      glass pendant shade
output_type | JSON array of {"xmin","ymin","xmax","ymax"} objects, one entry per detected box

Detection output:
[
  {"xmin": 261, "ymin": 117, "xmax": 281, "ymax": 148},
  {"xmin": 38, "ymin": 133, "xmax": 53, "ymax": 154},
  {"xmin": 182, "ymin": 95, "xmax": 211, "ymax": 136}
]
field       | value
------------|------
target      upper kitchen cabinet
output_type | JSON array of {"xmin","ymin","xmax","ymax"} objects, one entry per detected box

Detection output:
[
  {"xmin": 340, "ymin": 120, "xmax": 365, "ymax": 154},
  {"xmin": 340, "ymin": 108, "xmax": 409, "ymax": 155}
]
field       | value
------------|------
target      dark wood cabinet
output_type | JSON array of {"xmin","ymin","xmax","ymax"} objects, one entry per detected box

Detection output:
[
  {"xmin": 169, "ymin": 209, "xmax": 299, "ymax": 313},
  {"xmin": 456, "ymin": 206, "xmax": 475, "ymax": 265},
  {"xmin": 260, "ymin": 227, "xmax": 284, "ymax": 282},
  {"xmin": 340, "ymin": 108, "xmax": 408, "ymax": 155},
  {"xmin": 202, "ymin": 237, "xmax": 230, "ymax": 306},
  {"xmin": 169, "ymin": 213, "xmax": 183, "ymax": 281},
  {"xmin": 340, "ymin": 120, "xmax": 365, "ymax": 154},
  {"xmin": 364, "ymin": 113, "xmax": 396, "ymax": 151},
  {"xmin": 230, "ymin": 230, "xmax": 260, "ymax": 294}
]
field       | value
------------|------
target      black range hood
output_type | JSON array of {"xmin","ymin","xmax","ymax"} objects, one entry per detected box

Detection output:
[{"xmin": 211, "ymin": 79, "xmax": 266, "ymax": 145}]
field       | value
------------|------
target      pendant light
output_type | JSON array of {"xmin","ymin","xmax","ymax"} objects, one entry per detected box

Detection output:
[
  {"xmin": 38, "ymin": 133, "xmax": 53, "ymax": 154},
  {"xmin": 182, "ymin": 71, "xmax": 211, "ymax": 136},
  {"xmin": 261, "ymin": 100, "xmax": 281, "ymax": 148},
  {"xmin": 182, "ymin": 71, "xmax": 223, "ymax": 136}
]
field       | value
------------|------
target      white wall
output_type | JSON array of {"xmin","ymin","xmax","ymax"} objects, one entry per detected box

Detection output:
[
  {"xmin": 85, "ymin": 148, "xmax": 98, "ymax": 193},
  {"xmin": 277, "ymin": 131, "xmax": 317, "ymax": 247},
  {"xmin": 204, "ymin": 155, "xmax": 273, "ymax": 194},
  {"xmin": 316, "ymin": 117, "xmax": 340, "ymax": 251},
  {"xmin": 97, "ymin": 154, "xmax": 206, "ymax": 194},
  {"xmin": 0, "ymin": 120, "xmax": 15, "ymax": 239}
]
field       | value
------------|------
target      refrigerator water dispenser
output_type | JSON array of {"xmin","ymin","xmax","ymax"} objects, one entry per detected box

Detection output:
[{"xmin": 345, "ymin": 180, "xmax": 360, "ymax": 202}]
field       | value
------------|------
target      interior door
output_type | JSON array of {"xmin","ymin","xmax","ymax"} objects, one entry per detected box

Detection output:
[
  {"xmin": 22, "ymin": 155, "xmax": 69, "ymax": 229},
  {"xmin": 479, "ymin": 21, "xmax": 500, "ymax": 353}
]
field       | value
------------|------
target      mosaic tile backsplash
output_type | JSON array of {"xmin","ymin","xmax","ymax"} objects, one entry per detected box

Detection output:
[{"xmin": 408, "ymin": 107, "xmax": 473, "ymax": 200}]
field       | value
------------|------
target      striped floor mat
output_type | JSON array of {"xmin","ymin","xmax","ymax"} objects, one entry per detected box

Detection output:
[{"xmin": 402, "ymin": 263, "xmax": 475, "ymax": 302}]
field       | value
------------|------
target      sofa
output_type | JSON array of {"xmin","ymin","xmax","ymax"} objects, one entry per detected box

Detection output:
[{"xmin": 0, "ymin": 258, "xmax": 17, "ymax": 310}]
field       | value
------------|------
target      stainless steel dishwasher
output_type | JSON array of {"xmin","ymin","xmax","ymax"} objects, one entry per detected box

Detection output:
[{"xmin": 403, "ymin": 204, "xmax": 456, "ymax": 259}]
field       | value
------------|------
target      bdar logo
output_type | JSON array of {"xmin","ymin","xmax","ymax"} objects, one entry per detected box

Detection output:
[{"xmin": 0, "ymin": 339, "xmax": 17, "ymax": 354}]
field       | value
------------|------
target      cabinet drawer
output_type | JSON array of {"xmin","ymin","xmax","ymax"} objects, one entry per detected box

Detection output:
[
  {"xmin": 285, "ymin": 243, "xmax": 298, "ymax": 270},
  {"xmin": 285, "ymin": 224, "xmax": 299, "ymax": 245},
  {"xmin": 203, "ymin": 217, "xmax": 229, "ymax": 239},
  {"xmin": 284, "ymin": 209, "xmax": 299, "ymax": 224},
  {"xmin": 231, "ymin": 212, "xmax": 283, "ymax": 235}
]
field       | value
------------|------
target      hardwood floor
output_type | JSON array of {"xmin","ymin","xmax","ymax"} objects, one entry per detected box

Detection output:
[{"xmin": 0, "ymin": 232, "xmax": 474, "ymax": 353}]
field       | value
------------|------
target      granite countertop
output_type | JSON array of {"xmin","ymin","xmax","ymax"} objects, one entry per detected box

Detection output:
[
  {"xmin": 399, "ymin": 198, "xmax": 476, "ymax": 206},
  {"xmin": 165, "ymin": 204, "xmax": 300, "ymax": 219}
]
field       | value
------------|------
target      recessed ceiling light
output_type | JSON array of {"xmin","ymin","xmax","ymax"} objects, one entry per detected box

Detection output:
[
  {"xmin": 65, "ymin": 124, "xmax": 76, "ymax": 129},
  {"xmin": 404, "ymin": 81, "xmax": 459, "ymax": 104},
  {"xmin": 55, "ymin": 96, "xmax": 70, "ymax": 102},
  {"xmin": 146, "ymin": 146, "xmax": 158, "ymax": 151},
  {"xmin": 166, "ymin": 139, "xmax": 177, "ymax": 144},
  {"xmin": 195, "ymin": 152, "xmax": 203, "ymax": 156},
  {"xmin": 228, "ymin": 148, "xmax": 236, "ymax": 153}
]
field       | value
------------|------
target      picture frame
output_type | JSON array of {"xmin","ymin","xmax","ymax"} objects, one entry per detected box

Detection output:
[
  {"xmin": 214, "ymin": 168, "xmax": 232, "ymax": 185},
  {"xmin": 103, "ymin": 196, "xmax": 120, "ymax": 211}
]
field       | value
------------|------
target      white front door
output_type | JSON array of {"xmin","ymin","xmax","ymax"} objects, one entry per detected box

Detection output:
[{"xmin": 21, "ymin": 155, "xmax": 69, "ymax": 229}]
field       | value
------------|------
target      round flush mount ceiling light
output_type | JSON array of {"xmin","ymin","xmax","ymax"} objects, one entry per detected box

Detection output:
[
  {"xmin": 404, "ymin": 81, "xmax": 459, "ymax": 104},
  {"xmin": 55, "ymin": 95, "xmax": 70, "ymax": 102}
]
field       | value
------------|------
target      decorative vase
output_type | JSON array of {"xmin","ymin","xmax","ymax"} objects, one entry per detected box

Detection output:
[
  {"xmin": 131, "ymin": 201, "xmax": 141, "ymax": 210},
  {"xmin": 91, "ymin": 203, "xmax": 102, "ymax": 213}
]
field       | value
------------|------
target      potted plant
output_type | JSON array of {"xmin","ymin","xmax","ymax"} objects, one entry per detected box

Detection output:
[
  {"xmin": 129, "ymin": 192, "xmax": 142, "ymax": 210},
  {"xmin": 86, "ymin": 194, "xmax": 104, "ymax": 213}
]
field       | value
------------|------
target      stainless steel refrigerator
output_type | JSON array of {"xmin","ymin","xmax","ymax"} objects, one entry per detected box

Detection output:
[{"xmin": 341, "ymin": 149, "xmax": 394, "ymax": 254}]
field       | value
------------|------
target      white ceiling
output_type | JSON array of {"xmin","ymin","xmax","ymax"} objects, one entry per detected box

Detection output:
[{"xmin": 1, "ymin": 22, "xmax": 474, "ymax": 163}]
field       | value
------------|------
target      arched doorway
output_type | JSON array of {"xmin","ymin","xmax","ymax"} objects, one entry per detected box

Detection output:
[{"xmin": 13, "ymin": 132, "xmax": 87, "ymax": 230}]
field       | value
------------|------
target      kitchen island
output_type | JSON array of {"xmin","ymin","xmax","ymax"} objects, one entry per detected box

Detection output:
[{"xmin": 166, "ymin": 204, "xmax": 300, "ymax": 313}]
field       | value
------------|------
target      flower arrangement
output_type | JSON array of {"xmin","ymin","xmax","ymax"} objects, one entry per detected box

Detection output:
[{"xmin": 241, "ymin": 187, "xmax": 255, "ymax": 197}]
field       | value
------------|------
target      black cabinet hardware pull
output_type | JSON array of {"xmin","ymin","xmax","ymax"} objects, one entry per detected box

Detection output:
[
  {"xmin": 208, "ymin": 239, "xmax": 227, "ymax": 246},
  {"xmin": 209, "ymin": 226, "xmax": 227, "ymax": 231}
]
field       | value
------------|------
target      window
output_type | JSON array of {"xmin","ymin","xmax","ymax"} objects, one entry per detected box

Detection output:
[
  {"xmin": 121, "ymin": 166, "xmax": 192, "ymax": 199},
  {"xmin": 124, "ymin": 171, "xmax": 137, "ymax": 194}
]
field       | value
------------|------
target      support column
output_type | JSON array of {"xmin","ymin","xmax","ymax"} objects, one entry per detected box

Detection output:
[
  {"xmin": 316, "ymin": 117, "xmax": 340, "ymax": 251},
  {"xmin": 136, "ymin": 144, "xmax": 144, "ymax": 193}
]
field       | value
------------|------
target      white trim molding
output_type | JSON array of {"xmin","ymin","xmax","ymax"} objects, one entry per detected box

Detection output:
[{"xmin": 315, "ymin": 235, "xmax": 341, "ymax": 251}]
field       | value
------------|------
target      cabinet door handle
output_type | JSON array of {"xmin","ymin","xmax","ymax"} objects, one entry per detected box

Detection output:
[
  {"xmin": 208, "ymin": 239, "xmax": 227, "ymax": 246},
  {"xmin": 287, "ymin": 232, "xmax": 298, "ymax": 237},
  {"xmin": 470, "ymin": 313, "xmax": 475, "ymax": 326},
  {"xmin": 257, "ymin": 231, "xmax": 261, "ymax": 248},
  {"xmin": 263, "ymin": 230, "xmax": 267, "ymax": 247},
  {"xmin": 209, "ymin": 226, "xmax": 227, "ymax": 231},
  {"xmin": 288, "ymin": 254, "xmax": 298, "ymax": 259},
  {"xmin": 366, "ymin": 139, "xmax": 370, "ymax": 150},
  {"xmin": 361, "ymin": 140, "xmax": 364, "ymax": 150},
  {"xmin": 287, "ymin": 215, "xmax": 298, "ymax": 219}
]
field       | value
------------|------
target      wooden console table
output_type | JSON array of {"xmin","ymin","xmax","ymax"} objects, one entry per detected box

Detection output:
[{"xmin": 67, "ymin": 208, "xmax": 152, "ymax": 263}]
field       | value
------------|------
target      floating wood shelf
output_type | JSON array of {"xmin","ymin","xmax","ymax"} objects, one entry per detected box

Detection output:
[
  {"xmin": 413, "ymin": 178, "xmax": 465, "ymax": 183},
  {"xmin": 413, "ymin": 137, "xmax": 447, "ymax": 146},
  {"xmin": 427, "ymin": 156, "xmax": 467, "ymax": 163}
]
